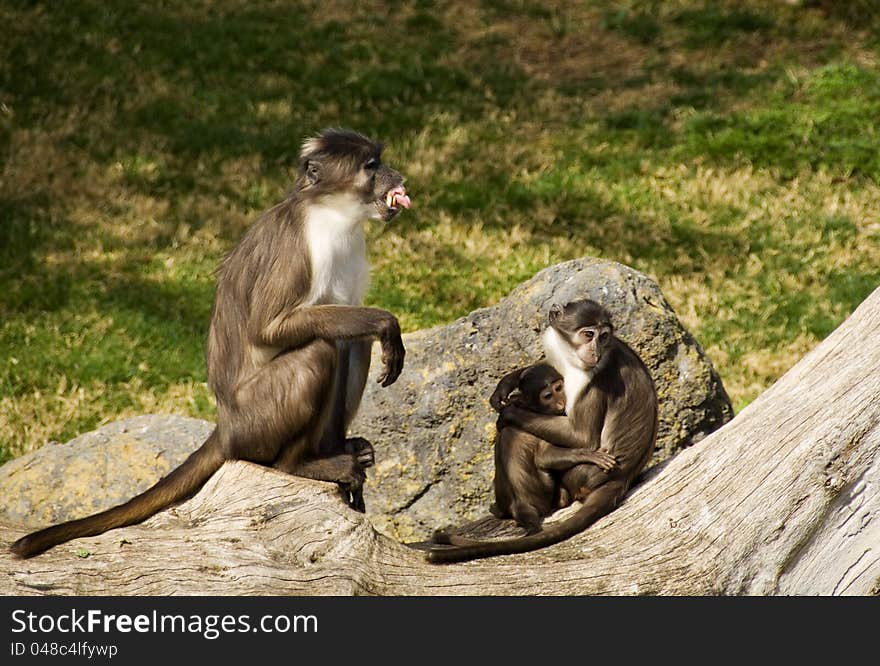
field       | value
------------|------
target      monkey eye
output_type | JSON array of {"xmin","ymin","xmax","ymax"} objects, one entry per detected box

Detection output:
[
  {"xmin": 306, "ymin": 162, "xmax": 321, "ymax": 183},
  {"xmin": 583, "ymin": 330, "xmax": 595, "ymax": 341},
  {"xmin": 364, "ymin": 157, "xmax": 379, "ymax": 170},
  {"xmin": 541, "ymin": 392, "xmax": 552, "ymax": 401},
  {"xmin": 599, "ymin": 331, "xmax": 609, "ymax": 342}
]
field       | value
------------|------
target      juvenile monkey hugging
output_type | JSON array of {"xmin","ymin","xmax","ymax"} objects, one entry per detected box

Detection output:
[
  {"xmin": 429, "ymin": 299, "xmax": 658, "ymax": 563},
  {"xmin": 11, "ymin": 128, "xmax": 411, "ymax": 559}
]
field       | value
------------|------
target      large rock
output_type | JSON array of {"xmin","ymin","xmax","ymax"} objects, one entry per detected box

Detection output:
[
  {"xmin": 0, "ymin": 258, "xmax": 732, "ymax": 542},
  {"xmin": 0, "ymin": 415, "xmax": 212, "ymax": 529},
  {"xmin": 357, "ymin": 257, "xmax": 732, "ymax": 539}
]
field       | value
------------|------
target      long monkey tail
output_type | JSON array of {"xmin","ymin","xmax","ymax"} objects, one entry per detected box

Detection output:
[
  {"xmin": 426, "ymin": 481, "xmax": 624, "ymax": 564},
  {"xmin": 10, "ymin": 429, "xmax": 226, "ymax": 559}
]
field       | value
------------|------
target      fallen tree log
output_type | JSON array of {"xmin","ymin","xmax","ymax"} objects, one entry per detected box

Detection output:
[{"xmin": 2, "ymin": 287, "xmax": 879, "ymax": 596}]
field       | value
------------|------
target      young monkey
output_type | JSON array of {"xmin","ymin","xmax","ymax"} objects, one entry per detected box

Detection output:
[{"xmin": 433, "ymin": 364, "xmax": 616, "ymax": 544}]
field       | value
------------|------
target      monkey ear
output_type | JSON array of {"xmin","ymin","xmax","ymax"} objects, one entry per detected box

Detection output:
[
  {"xmin": 549, "ymin": 303, "xmax": 563, "ymax": 322},
  {"xmin": 304, "ymin": 160, "xmax": 321, "ymax": 186}
]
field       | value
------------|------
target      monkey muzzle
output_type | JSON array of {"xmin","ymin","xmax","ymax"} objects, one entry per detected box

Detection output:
[
  {"xmin": 376, "ymin": 186, "xmax": 411, "ymax": 221},
  {"xmin": 577, "ymin": 347, "xmax": 601, "ymax": 368}
]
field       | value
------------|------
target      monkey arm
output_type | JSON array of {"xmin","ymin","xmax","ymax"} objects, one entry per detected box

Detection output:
[
  {"xmin": 534, "ymin": 444, "xmax": 617, "ymax": 472},
  {"xmin": 258, "ymin": 304, "xmax": 404, "ymax": 386},
  {"xmin": 500, "ymin": 407, "xmax": 591, "ymax": 449},
  {"xmin": 259, "ymin": 304, "xmax": 399, "ymax": 346}
]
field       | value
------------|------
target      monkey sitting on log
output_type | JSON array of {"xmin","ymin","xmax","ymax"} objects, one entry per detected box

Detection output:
[
  {"xmin": 428, "ymin": 299, "xmax": 657, "ymax": 563},
  {"xmin": 438, "ymin": 364, "xmax": 617, "ymax": 542},
  {"xmin": 12, "ymin": 128, "xmax": 411, "ymax": 559}
]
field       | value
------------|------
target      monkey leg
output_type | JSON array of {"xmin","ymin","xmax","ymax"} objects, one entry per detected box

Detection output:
[
  {"xmin": 229, "ymin": 340, "xmax": 337, "ymax": 463},
  {"xmin": 317, "ymin": 340, "xmax": 372, "ymax": 458},
  {"xmin": 339, "ymin": 341, "xmax": 373, "ymax": 514},
  {"xmin": 311, "ymin": 340, "xmax": 374, "ymax": 512},
  {"xmin": 341, "ymin": 340, "xmax": 372, "ymax": 431},
  {"xmin": 498, "ymin": 428, "xmax": 560, "ymax": 522},
  {"xmin": 561, "ymin": 464, "xmax": 612, "ymax": 504},
  {"xmin": 511, "ymin": 500, "xmax": 544, "ymax": 534},
  {"xmin": 231, "ymin": 340, "xmax": 369, "ymax": 511},
  {"xmin": 491, "ymin": 432, "xmax": 516, "ymax": 519}
]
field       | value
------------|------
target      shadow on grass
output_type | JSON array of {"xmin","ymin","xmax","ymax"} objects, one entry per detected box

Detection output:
[{"xmin": 5, "ymin": 2, "xmax": 520, "ymax": 166}]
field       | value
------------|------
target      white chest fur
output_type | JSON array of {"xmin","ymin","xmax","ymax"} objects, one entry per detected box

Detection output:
[
  {"xmin": 542, "ymin": 326, "xmax": 591, "ymax": 414},
  {"xmin": 303, "ymin": 195, "xmax": 372, "ymax": 306}
]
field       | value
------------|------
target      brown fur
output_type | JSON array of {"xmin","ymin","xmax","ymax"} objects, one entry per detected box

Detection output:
[
  {"xmin": 11, "ymin": 129, "xmax": 409, "ymax": 558},
  {"xmin": 428, "ymin": 300, "xmax": 657, "ymax": 563},
  {"xmin": 480, "ymin": 364, "xmax": 616, "ymax": 535}
]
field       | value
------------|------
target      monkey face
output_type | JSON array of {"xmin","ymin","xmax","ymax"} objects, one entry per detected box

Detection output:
[
  {"xmin": 538, "ymin": 378, "xmax": 566, "ymax": 415},
  {"xmin": 547, "ymin": 300, "xmax": 614, "ymax": 371},
  {"xmin": 572, "ymin": 325, "xmax": 611, "ymax": 368},
  {"xmin": 518, "ymin": 363, "xmax": 566, "ymax": 414},
  {"xmin": 299, "ymin": 128, "xmax": 410, "ymax": 223},
  {"xmin": 367, "ymin": 162, "xmax": 411, "ymax": 222}
]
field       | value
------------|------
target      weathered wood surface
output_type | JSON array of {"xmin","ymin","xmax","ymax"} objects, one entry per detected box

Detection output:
[{"xmin": 2, "ymin": 287, "xmax": 879, "ymax": 596}]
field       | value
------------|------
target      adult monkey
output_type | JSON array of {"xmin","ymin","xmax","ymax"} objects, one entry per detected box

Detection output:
[
  {"xmin": 12, "ymin": 128, "xmax": 411, "ymax": 559},
  {"xmin": 436, "ymin": 363, "xmax": 617, "ymax": 538},
  {"xmin": 428, "ymin": 299, "xmax": 657, "ymax": 564}
]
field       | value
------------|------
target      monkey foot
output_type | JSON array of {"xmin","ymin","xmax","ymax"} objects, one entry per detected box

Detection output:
[
  {"xmin": 336, "ymin": 454, "xmax": 367, "ymax": 513},
  {"xmin": 344, "ymin": 436, "xmax": 375, "ymax": 468},
  {"xmin": 340, "ymin": 482, "xmax": 367, "ymax": 513},
  {"xmin": 431, "ymin": 529, "xmax": 454, "ymax": 545}
]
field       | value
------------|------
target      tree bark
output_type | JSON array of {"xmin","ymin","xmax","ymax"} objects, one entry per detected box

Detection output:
[{"xmin": 3, "ymin": 288, "xmax": 879, "ymax": 596}]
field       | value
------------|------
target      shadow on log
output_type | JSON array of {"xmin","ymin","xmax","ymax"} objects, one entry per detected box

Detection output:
[{"xmin": 2, "ymin": 285, "xmax": 879, "ymax": 595}]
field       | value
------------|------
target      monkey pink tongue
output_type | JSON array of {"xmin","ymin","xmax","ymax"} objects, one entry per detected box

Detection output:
[{"xmin": 390, "ymin": 187, "xmax": 411, "ymax": 209}]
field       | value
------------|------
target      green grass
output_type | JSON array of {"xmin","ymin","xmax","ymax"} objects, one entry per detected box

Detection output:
[{"xmin": 2, "ymin": 0, "xmax": 880, "ymax": 459}]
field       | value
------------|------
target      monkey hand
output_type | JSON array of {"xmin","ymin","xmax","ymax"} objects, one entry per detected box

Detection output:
[
  {"xmin": 489, "ymin": 391, "xmax": 508, "ymax": 412},
  {"xmin": 489, "ymin": 389, "xmax": 510, "ymax": 412},
  {"xmin": 582, "ymin": 450, "xmax": 617, "ymax": 472},
  {"xmin": 490, "ymin": 379, "xmax": 518, "ymax": 411},
  {"xmin": 496, "ymin": 405, "xmax": 521, "ymax": 429},
  {"xmin": 344, "ymin": 437, "xmax": 375, "ymax": 468},
  {"xmin": 377, "ymin": 314, "xmax": 405, "ymax": 387}
]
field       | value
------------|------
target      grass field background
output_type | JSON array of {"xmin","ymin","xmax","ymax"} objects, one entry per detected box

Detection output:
[{"xmin": 2, "ymin": 0, "xmax": 879, "ymax": 463}]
